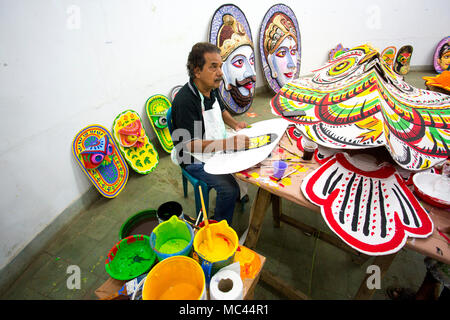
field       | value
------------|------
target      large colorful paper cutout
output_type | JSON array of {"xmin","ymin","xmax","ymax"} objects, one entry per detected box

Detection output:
[
  {"xmin": 72, "ymin": 125, "xmax": 128, "ymax": 198},
  {"xmin": 329, "ymin": 44, "xmax": 348, "ymax": 62},
  {"xmin": 112, "ymin": 110, "xmax": 159, "ymax": 175},
  {"xmin": 433, "ymin": 37, "xmax": 450, "ymax": 74},
  {"xmin": 381, "ymin": 46, "xmax": 396, "ymax": 69},
  {"xmin": 145, "ymin": 94, "xmax": 173, "ymax": 153},
  {"xmin": 301, "ymin": 152, "xmax": 434, "ymax": 256},
  {"xmin": 209, "ymin": 4, "xmax": 256, "ymax": 115},
  {"xmin": 394, "ymin": 45, "xmax": 413, "ymax": 75},
  {"xmin": 259, "ymin": 4, "xmax": 301, "ymax": 94},
  {"xmin": 271, "ymin": 44, "xmax": 450, "ymax": 171}
]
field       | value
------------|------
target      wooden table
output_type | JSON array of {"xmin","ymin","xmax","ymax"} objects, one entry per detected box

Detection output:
[
  {"xmin": 95, "ymin": 251, "xmax": 266, "ymax": 300},
  {"xmin": 235, "ymin": 132, "xmax": 450, "ymax": 300}
]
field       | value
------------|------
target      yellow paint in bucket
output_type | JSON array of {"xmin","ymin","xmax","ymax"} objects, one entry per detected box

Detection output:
[
  {"xmin": 142, "ymin": 256, "xmax": 205, "ymax": 300},
  {"xmin": 194, "ymin": 220, "xmax": 238, "ymax": 262},
  {"xmin": 193, "ymin": 220, "xmax": 239, "ymax": 283},
  {"xmin": 197, "ymin": 233, "xmax": 233, "ymax": 261}
]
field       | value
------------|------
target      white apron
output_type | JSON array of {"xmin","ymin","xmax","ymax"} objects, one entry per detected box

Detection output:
[
  {"xmin": 192, "ymin": 90, "xmax": 248, "ymax": 199},
  {"xmin": 169, "ymin": 88, "xmax": 225, "ymax": 164}
]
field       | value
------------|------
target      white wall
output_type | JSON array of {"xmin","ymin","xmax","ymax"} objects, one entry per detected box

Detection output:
[{"xmin": 0, "ymin": 0, "xmax": 448, "ymax": 271}]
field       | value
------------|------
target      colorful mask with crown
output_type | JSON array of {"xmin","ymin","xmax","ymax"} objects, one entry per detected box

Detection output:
[
  {"xmin": 259, "ymin": 4, "xmax": 301, "ymax": 94},
  {"xmin": 210, "ymin": 4, "xmax": 255, "ymax": 114}
]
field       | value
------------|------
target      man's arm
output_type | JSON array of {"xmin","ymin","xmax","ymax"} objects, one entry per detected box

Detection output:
[
  {"xmin": 188, "ymin": 109, "xmax": 250, "ymax": 153},
  {"xmin": 222, "ymin": 110, "xmax": 248, "ymax": 131},
  {"xmin": 186, "ymin": 134, "xmax": 249, "ymax": 154}
]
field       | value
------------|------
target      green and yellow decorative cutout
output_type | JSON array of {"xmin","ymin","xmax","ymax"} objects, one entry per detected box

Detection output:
[
  {"xmin": 112, "ymin": 110, "xmax": 159, "ymax": 174},
  {"xmin": 145, "ymin": 94, "xmax": 173, "ymax": 153}
]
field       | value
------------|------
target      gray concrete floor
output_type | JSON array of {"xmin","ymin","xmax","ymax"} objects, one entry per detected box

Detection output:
[{"xmin": 0, "ymin": 70, "xmax": 439, "ymax": 300}]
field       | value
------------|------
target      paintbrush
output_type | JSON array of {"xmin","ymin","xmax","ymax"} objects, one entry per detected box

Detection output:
[
  {"xmin": 264, "ymin": 157, "xmax": 302, "ymax": 162},
  {"xmin": 278, "ymin": 144, "xmax": 302, "ymax": 158},
  {"xmin": 285, "ymin": 129, "xmax": 294, "ymax": 146},
  {"xmin": 199, "ymin": 185, "xmax": 213, "ymax": 250},
  {"xmin": 282, "ymin": 167, "xmax": 299, "ymax": 178},
  {"xmin": 183, "ymin": 218, "xmax": 200, "ymax": 230},
  {"xmin": 195, "ymin": 210, "xmax": 202, "ymax": 226},
  {"xmin": 271, "ymin": 167, "xmax": 298, "ymax": 182},
  {"xmin": 437, "ymin": 228, "xmax": 450, "ymax": 244}
]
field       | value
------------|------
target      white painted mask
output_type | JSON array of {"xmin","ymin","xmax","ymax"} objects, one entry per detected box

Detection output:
[{"xmin": 268, "ymin": 36, "xmax": 298, "ymax": 87}]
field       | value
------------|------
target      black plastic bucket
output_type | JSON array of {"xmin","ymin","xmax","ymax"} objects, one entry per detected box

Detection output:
[{"xmin": 156, "ymin": 201, "xmax": 184, "ymax": 223}]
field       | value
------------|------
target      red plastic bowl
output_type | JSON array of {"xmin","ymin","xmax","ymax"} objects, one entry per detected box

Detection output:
[{"xmin": 412, "ymin": 172, "xmax": 450, "ymax": 209}]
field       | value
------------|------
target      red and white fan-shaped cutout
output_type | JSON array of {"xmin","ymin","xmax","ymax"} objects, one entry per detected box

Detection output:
[{"xmin": 301, "ymin": 153, "xmax": 434, "ymax": 256}]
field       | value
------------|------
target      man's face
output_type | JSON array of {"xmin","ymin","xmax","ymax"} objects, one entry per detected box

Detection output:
[
  {"xmin": 221, "ymin": 44, "xmax": 256, "ymax": 108},
  {"xmin": 195, "ymin": 52, "xmax": 223, "ymax": 91},
  {"xmin": 222, "ymin": 44, "xmax": 256, "ymax": 96},
  {"xmin": 269, "ymin": 36, "xmax": 298, "ymax": 87}
]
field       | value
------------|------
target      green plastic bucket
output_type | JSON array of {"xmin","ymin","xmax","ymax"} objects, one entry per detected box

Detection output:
[{"xmin": 150, "ymin": 216, "xmax": 194, "ymax": 261}]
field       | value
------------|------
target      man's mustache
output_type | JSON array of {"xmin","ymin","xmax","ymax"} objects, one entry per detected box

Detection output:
[{"xmin": 236, "ymin": 76, "xmax": 256, "ymax": 87}]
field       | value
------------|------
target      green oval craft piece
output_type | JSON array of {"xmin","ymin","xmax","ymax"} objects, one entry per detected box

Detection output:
[
  {"xmin": 105, "ymin": 235, "xmax": 156, "ymax": 280},
  {"xmin": 145, "ymin": 94, "xmax": 173, "ymax": 153}
]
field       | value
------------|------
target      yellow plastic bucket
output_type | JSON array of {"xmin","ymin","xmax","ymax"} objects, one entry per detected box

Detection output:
[
  {"xmin": 142, "ymin": 256, "xmax": 206, "ymax": 300},
  {"xmin": 193, "ymin": 220, "xmax": 238, "ymax": 283}
]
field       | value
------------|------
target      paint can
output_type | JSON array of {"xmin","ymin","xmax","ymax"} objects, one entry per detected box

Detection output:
[
  {"xmin": 156, "ymin": 201, "xmax": 184, "ymax": 223},
  {"xmin": 150, "ymin": 215, "xmax": 194, "ymax": 261},
  {"xmin": 119, "ymin": 209, "xmax": 159, "ymax": 240},
  {"xmin": 234, "ymin": 245, "xmax": 261, "ymax": 279},
  {"xmin": 302, "ymin": 139, "xmax": 318, "ymax": 161},
  {"xmin": 142, "ymin": 255, "xmax": 206, "ymax": 300},
  {"xmin": 193, "ymin": 220, "xmax": 239, "ymax": 284}
]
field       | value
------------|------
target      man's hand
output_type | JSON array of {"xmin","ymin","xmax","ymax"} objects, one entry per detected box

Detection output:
[
  {"xmin": 234, "ymin": 121, "xmax": 248, "ymax": 131},
  {"xmin": 188, "ymin": 135, "xmax": 250, "ymax": 154},
  {"xmin": 224, "ymin": 134, "xmax": 250, "ymax": 151},
  {"xmin": 222, "ymin": 110, "xmax": 248, "ymax": 132}
]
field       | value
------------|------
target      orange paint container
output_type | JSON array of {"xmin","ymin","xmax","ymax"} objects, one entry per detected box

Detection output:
[
  {"xmin": 234, "ymin": 245, "xmax": 261, "ymax": 279},
  {"xmin": 142, "ymin": 256, "xmax": 206, "ymax": 300}
]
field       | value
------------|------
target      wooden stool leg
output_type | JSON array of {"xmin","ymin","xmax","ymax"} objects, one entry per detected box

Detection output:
[
  {"xmin": 244, "ymin": 187, "xmax": 272, "ymax": 249},
  {"xmin": 354, "ymin": 253, "xmax": 397, "ymax": 300},
  {"xmin": 272, "ymin": 194, "xmax": 281, "ymax": 228},
  {"xmin": 260, "ymin": 270, "xmax": 309, "ymax": 300}
]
